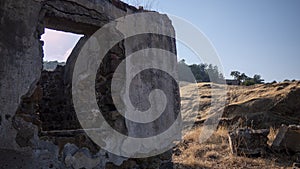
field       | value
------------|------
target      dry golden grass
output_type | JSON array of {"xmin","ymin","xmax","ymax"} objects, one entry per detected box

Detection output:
[
  {"xmin": 173, "ymin": 126, "xmax": 294, "ymax": 169},
  {"xmin": 175, "ymin": 81, "xmax": 300, "ymax": 168},
  {"xmin": 267, "ymin": 127, "xmax": 278, "ymax": 146}
]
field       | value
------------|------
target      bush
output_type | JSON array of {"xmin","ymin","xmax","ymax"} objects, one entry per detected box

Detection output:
[
  {"xmin": 243, "ymin": 79, "xmax": 256, "ymax": 86},
  {"xmin": 271, "ymin": 80, "xmax": 277, "ymax": 84}
]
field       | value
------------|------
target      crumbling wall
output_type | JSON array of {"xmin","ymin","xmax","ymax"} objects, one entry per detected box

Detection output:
[
  {"xmin": 39, "ymin": 65, "xmax": 81, "ymax": 131},
  {"xmin": 0, "ymin": 0, "xmax": 178, "ymax": 168},
  {"xmin": 0, "ymin": 0, "xmax": 43, "ymax": 150},
  {"xmin": 0, "ymin": 0, "xmax": 137, "ymax": 150}
]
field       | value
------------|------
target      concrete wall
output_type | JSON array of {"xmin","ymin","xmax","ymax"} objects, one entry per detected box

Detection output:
[{"xmin": 0, "ymin": 0, "xmax": 178, "ymax": 168}]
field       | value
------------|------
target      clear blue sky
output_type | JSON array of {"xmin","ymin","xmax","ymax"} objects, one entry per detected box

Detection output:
[{"xmin": 43, "ymin": 0, "xmax": 300, "ymax": 82}]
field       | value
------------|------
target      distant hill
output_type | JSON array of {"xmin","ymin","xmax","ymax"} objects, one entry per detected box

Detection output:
[
  {"xmin": 43, "ymin": 61, "xmax": 65, "ymax": 71},
  {"xmin": 181, "ymin": 81, "xmax": 300, "ymax": 129}
]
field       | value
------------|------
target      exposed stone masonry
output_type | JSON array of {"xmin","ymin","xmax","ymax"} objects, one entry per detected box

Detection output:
[
  {"xmin": 39, "ymin": 66, "xmax": 81, "ymax": 131},
  {"xmin": 0, "ymin": 0, "xmax": 178, "ymax": 168}
]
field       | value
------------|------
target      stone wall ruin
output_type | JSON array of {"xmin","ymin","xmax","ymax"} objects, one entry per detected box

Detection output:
[{"xmin": 0, "ymin": 0, "xmax": 178, "ymax": 168}]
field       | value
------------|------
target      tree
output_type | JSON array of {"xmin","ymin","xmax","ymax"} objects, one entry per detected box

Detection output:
[
  {"xmin": 206, "ymin": 64, "xmax": 224, "ymax": 83},
  {"xmin": 253, "ymin": 74, "xmax": 264, "ymax": 84},
  {"xmin": 240, "ymin": 73, "xmax": 249, "ymax": 83},
  {"xmin": 243, "ymin": 79, "xmax": 255, "ymax": 86},
  {"xmin": 188, "ymin": 63, "xmax": 210, "ymax": 82},
  {"xmin": 177, "ymin": 61, "xmax": 224, "ymax": 83},
  {"xmin": 230, "ymin": 71, "xmax": 264, "ymax": 86},
  {"xmin": 230, "ymin": 71, "xmax": 241, "ymax": 80}
]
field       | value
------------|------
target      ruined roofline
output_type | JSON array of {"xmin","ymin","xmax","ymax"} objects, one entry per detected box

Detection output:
[
  {"xmin": 38, "ymin": 0, "xmax": 145, "ymax": 15},
  {"xmin": 40, "ymin": 0, "xmax": 156, "ymax": 35}
]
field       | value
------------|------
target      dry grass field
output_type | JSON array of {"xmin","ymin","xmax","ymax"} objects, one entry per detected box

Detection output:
[
  {"xmin": 173, "ymin": 126, "xmax": 297, "ymax": 169},
  {"xmin": 174, "ymin": 81, "xmax": 300, "ymax": 169}
]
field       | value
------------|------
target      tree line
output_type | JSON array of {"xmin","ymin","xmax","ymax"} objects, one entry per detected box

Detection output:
[
  {"xmin": 230, "ymin": 71, "xmax": 264, "ymax": 86},
  {"xmin": 178, "ymin": 59, "xmax": 224, "ymax": 83},
  {"xmin": 178, "ymin": 59, "xmax": 264, "ymax": 86}
]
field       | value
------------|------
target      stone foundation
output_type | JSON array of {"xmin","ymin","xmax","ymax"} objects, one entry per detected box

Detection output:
[
  {"xmin": 272, "ymin": 125, "xmax": 300, "ymax": 153},
  {"xmin": 228, "ymin": 128, "xmax": 269, "ymax": 156}
]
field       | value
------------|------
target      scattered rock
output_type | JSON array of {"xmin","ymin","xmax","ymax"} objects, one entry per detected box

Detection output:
[
  {"xmin": 72, "ymin": 149, "xmax": 101, "ymax": 169},
  {"xmin": 228, "ymin": 128, "xmax": 269, "ymax": 156},
  {"xmin": 15, "ymin": 127, "xmax": 34, "ymax": 147},
  {"xmin": 62, "ymin": 143, "xmax": 79, "ymax": 161},
  {"xmin": 63, "ymin": 146, "xmax": 101, "ymax": 169},
  {"xmin": 293, "ymin": 162, "xmax": 300, "ymax": 169},
  {"xmin": 64, "ymin": 155, "xmax": 75, "ymax": 168},
  {"xmin": 107, "ymin": 152, "xmax": 127, "ymax": 166},
  {"xmin": 272, "ymin": 125, "xmax": 300, "ymax": 153},
  {"xmin": 13, "ymin": 117, "xmax": 36, "ymax": 147}
]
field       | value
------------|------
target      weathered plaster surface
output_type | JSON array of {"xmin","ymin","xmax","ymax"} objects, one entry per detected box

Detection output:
[{"xmin": 0, "ymin": 0, "xmax": 178, "ymax": 168}]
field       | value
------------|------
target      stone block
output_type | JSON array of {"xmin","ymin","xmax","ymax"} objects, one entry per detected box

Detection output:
[
  {"xmin": 272, "ymin": 125, "xmax": 300, "ymax": 153},
  {"xmin": 228, "ymin": 128, "xmax": 269, "ymax": 156}
]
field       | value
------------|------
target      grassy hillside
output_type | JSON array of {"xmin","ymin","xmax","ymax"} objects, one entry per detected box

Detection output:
[{"xmin": 175, "ymin": 81, "xmax": 300, "ymax": 168}]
